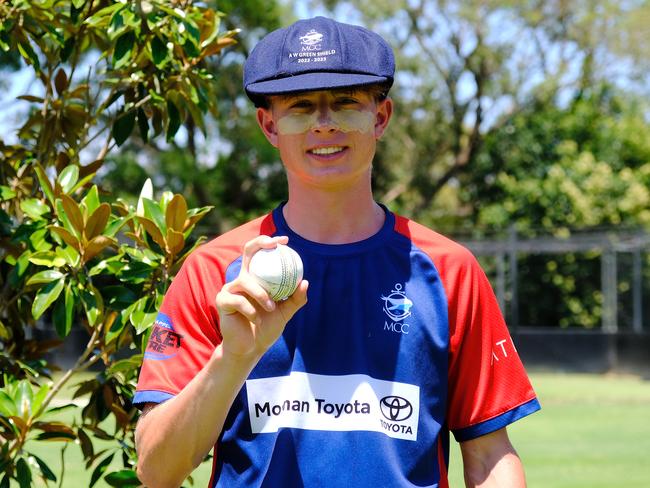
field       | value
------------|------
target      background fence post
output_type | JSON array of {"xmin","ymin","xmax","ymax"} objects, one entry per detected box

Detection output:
[
  {"xmin": 601, "ymin": 249, "xmax": 618, "ymax": 333},
  {"xmin": 509, "ymin": 226, "xmax": 519, "ymax": 332},
  {"xmin": 632, "ymin": 249, "xmax": 643, "ymax": 333}
]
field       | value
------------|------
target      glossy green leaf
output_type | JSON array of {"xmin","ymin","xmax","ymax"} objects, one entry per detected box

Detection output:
[
  {"xmin": 104, "ymin": 215, "xmax": 130, "ymax": 238},
  {"xmin": 58, "ymin": 165, "xmax": 79, "ymax": 194},
  {"xmin": 32, "ymin": 383, "xmax": 51, "ymax": 415},
  {"xmin": 105, "ymin": 312, "xmax": 126, "ymax": 345},
  {"xmin": 17, "ymin": 380, "xmax": 34, "ymax": 418},
  {"xmin": 105, "ymin": 469, "xmax": 140, "ymax": 487},
  {"xmin": 137, "ymin": 107, "xmax": 149, "ymax": 143},
  {"xmin": 0, "ymin": 391, "xmax": 17, "ymax": 417},
  {"xmin": 150, "ymin": 35, "xmax": 168, "ymax": 68},
  {"xmin": 29, "ymin": 228, "xmax": 52, "ymax": 252},
  {"xmin": 8, "ymin": 252, "xmax": 31, "ymax": 287},
  {"xmin": 32, "ymin": 278, "xmax": 65, "ymax": 320},
  {"xmin": 20, "ymin": 198, "xmax": 50, "ymax": 220},
  {"xmin": 29, "ymin": 453, "xmax": 57, "ymax": 482},
  {"xmin": 0, "ymin": 185, "xmax": 16, "ymax": 201},
  {"xmin": 160, "ymin": 191, "xmax": 174, "ymax": 212},
  {"xmin": 16, "ymin": 458, "xmax": 31, "ymax": 488},
  {"xmin": 113, "ymin": 109, "xmax": 136, "ymax": 146},
  {"xmin": 166, "ymin": 99, "xmax": 181, "ymax": 141},
  {"xmin": 85, "ymin": 2, "xmax": 123, "ymax": 27},
  {"xmin": 28, "ymin": 251, "xmax": 66, "ymax": 267},
  {"xmin": 82, "ymin": 185, "xmax": 101, "ymax": 216},
  {"xmin": 56, "ymin": 245, "xmax": 80, "ymax": 266},
  {"xmin": 142, "ymin": 198, "xmax": 166, "ymax": 233},
  {"xmin": 89, "ymin": 453, "xmax": 115, "ymax": 488},
  {"xmin": 53, "ymin": 284, "xmax": 74, "ymax": 338},
  {"xmin": 81, "ymin": 286, "xmax": 103, "ymax": 327},
  {"xmin": 34, "ymin": 163, "xmax": 56, "ymax": 206},
  {"xmin": 60, "ymin": 37, "xmax": 75, "ymax": 62},
  {"xmin": 113, "ymin": 31, "xmax": 135, "ymax": 69},
  {"xmin": 26, "ymin": 270, "xmax": 65, "ymax": 286},
  {"xmin": 18, "ymin": 40, "xmax": 40, "ymax": 70},
  {"xmin": 182, "ymin": 38, "xmax": 200, "ymax": 58}
]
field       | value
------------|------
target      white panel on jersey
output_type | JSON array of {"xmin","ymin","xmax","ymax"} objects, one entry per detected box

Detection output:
[{"xmin": 246, "ymin": 372, "xmax": 420, "ymax": 441}]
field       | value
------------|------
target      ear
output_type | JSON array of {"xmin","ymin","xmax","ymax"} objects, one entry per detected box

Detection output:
[
  {"xmin": 374, "ymin": 97, "xmax": 393, "ymax": 139},
  {"xmin": 256, "ymin": 107, "xmax": 279, "ymax": 147}
]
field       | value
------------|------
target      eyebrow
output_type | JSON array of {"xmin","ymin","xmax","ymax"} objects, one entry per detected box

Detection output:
[{"xmin": 277, "ymin": 88, "xmax": 360, "ymax": 103}]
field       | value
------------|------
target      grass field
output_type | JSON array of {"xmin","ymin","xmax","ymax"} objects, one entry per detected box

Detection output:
[{"xmin": 20, "ymin": 372, "xmax": 650, "ymax": 487}]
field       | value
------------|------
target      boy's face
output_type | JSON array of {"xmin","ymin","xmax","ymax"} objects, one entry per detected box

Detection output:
[{"xmin": 256, "ymin": 88, "xmax": 392, "ymax": 191}]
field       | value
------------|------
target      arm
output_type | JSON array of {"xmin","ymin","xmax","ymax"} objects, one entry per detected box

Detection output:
[
  {"xmin": 459, "ymin": 428, "xmax": 526, "ymax": 488},
  {"xmin": 135, "ymin": 235, "xmax": 308, "ymax": 488}
]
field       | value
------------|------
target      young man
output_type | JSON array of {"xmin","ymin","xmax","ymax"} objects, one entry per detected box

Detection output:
[{"xmin": 134, "ymin": 16, "xmax": 540, "ymax": 488}]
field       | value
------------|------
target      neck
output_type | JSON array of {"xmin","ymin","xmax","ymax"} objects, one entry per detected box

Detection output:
[{"xmin": 282, "ymin": 188, "xmax": 385, "ymax": 245}]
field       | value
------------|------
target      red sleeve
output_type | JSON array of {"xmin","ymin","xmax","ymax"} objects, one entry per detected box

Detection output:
[
  {"xmin": 134, "ymin": 214, "xmax": 277, "ymax": 406},
  {"xmin": 440, "ymin": 250, "xmax": 539, "ymax": 440},
  {"xmin": 395, "ymin": 215, "xmax": 539, "ymax": 441},
  {"xmin": 134, "ymin": 248, "xmax": 223, "ymax": 405}
]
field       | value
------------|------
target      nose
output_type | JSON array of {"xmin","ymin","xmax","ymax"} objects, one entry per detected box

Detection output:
[{"xmin": 312, "ymin": 109, "xmax": 338, "ymax": 133}]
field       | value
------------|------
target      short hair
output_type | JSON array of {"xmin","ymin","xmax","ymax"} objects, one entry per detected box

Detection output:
[{"xmin": 252, "ymin": 81, "xmax": 392, "ymax": 110}]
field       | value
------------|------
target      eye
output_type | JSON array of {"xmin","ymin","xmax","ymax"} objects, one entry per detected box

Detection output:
[
  {"xmin": 288, "ymin": 99, "xmax": 314, "ymax": 110},
  {"xmin": 335, "ymin": 97, "xmax": 359, "ymax": 106}
]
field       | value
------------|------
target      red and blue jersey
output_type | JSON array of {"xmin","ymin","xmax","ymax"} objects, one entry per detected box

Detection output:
[{"xmin": 135, "ymin": 204, "xmax": 540, "ymax": 487}]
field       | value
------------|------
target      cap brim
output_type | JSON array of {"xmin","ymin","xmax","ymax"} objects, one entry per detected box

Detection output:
[{"xmin": 246, "ymin": 72, "xmax": 390, "ymax": 97}]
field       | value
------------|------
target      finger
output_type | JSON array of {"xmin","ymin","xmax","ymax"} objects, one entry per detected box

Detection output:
[
  {"xmin": 216, "ymin": 290, "xmax": 261, "ymax": 325},
  {"xmin": 241, "ymin": 235, "xmax": 289, "ymax": 270},
  {"xmin": 277, "ymin": 279, "xmax": 309, "ymax": 322},
  {"xmin": 222, "ymin": 274, "xmax": 276, "ymax": 312}
]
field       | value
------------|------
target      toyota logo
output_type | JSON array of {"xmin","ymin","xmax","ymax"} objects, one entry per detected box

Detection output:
[{"xmin": 379, "ymin": 396, "xmax": 413, "ymax": 421}]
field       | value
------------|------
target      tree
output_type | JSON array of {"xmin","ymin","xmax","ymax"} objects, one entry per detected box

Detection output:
[
  {"xmin": 0, "ymin": 1, "xmax": 236, "ymax": 485},
  {"xmin": 98, "ymin": 0, "xmax": 293, "ymax": 236},
  {"xmin": 469, "ymin": 84, "xmax": 650, "ymax": 329},
  {"xmin": 311, "ymin": 0, "xmax": 650, "ymax": 228}
]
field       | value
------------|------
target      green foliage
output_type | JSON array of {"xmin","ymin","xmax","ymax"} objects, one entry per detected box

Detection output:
[
  {"xmin": 464, "ymin": 85, "xmax": 650, "ymax": 329},
  {"xmin": 97, "ymin": 0, "xmax": 288, "ymax": 235},
  {"xmin": 0, "ymin": 0, "xmax": 230, "ymax": 485},
  {"xmin": 472, "ymin": 86, "xmax": 650, "ymax": 233}
]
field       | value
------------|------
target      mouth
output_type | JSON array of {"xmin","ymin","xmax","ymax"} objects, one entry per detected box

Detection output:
[{"xmin": 307, "ymin": 146, "xmax": 346, "ymax": 156}]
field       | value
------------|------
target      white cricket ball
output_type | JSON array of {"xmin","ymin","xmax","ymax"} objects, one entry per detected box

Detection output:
[{"xmin": 248, "ymin": 244, "xmax": 304, "ymax": 301}]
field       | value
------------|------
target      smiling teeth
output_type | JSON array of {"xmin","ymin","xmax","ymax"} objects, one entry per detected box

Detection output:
[{"xmin": 311, "ymin": 146, "xmax": 344, "ymax": 155}]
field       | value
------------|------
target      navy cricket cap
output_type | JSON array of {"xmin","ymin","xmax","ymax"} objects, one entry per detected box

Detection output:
[{"xmin": 243, "ymin": 16, "xmax": 395, "ymax": 101}]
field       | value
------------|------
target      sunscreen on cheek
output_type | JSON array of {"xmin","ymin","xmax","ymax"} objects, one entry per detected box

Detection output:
[
  {"xmin": 277, "ymin": 110, "xmax": 375, "ymax": 135},
  {"xmin": 277, "ymin": 113, "xmax": 318, "ymax": 135},
  {"xmin": 330, "ymin": 110, "xmax": 375, "ymax": 133}
]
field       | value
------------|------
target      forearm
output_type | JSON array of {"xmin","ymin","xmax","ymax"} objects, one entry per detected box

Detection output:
[
  {"xmin": 460, "ymin": 428, "xmax": 526, "ymax": 488},
  {"xmin": 136, "ymin": 345, "xmax": 259, "ymax": 488}
]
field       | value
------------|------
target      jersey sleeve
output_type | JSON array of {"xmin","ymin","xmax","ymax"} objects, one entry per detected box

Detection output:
[
  {"xmin": 133, "ymin": 248, "xmax": 222, "ymax": 407},
  {"xmin": 441, "ymin": 250, "xmax": 540, "ymax": 441}
]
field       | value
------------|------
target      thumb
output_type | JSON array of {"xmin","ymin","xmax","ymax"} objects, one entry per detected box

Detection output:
[{"xmin": 277, "ymin": 280, "xmax": 309, "ymax": 321}]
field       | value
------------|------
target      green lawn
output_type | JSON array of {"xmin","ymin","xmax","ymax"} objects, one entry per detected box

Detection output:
[
  {"xmin": 448, "ymin": 372, "xmax": 650, "ymax": 487},
  {"xmin": 20, "ymin": 372, "xmax": 650, "ymax": 487}
]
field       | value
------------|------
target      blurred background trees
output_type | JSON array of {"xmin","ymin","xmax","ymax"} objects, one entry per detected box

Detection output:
[{"xmin": 1, "ymin": 0, "xmax": 649, "ymax": 484}]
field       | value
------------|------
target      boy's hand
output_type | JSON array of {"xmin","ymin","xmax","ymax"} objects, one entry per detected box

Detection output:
[{"xmin": 215, "ymin": 235, "xmax": 308, "ymax": 360}]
